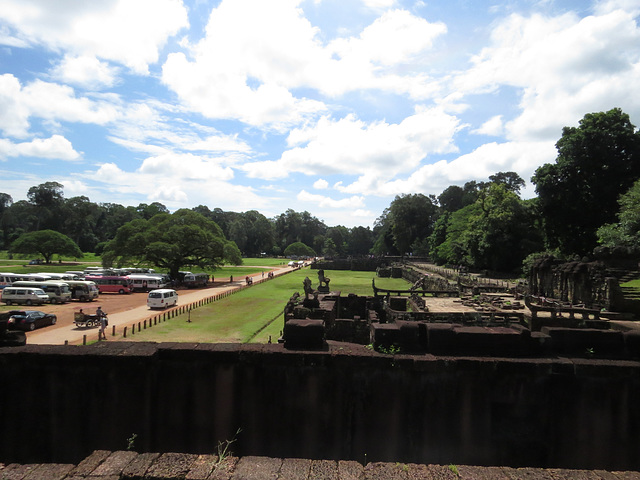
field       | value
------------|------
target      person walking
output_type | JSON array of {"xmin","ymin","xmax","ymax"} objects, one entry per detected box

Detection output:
[{"xmin": 96, "ymin": 306, "xmax": 108, "ymax": 340}]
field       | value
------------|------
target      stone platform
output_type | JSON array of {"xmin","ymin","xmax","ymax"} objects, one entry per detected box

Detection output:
[{"xmin": 2, "ymin": 450, "xmax": 639, "ymax": 480}]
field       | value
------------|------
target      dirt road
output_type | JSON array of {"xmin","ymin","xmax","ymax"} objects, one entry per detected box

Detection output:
[{"xmin": 23, "ymin": 266, "xmax": 298, "ymax": 346}]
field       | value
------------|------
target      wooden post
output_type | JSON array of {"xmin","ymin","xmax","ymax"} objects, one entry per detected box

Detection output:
[
  {"xmin": 83, "ymin": 335, "xmax": 86, "ymax": 345},
  {"xmin": 111, "ymin": 325, "xmax": 115, "ymax": 337},
  {"xmin": 123, "ymin": 326, "xmax": 127, "ymax": 338}
]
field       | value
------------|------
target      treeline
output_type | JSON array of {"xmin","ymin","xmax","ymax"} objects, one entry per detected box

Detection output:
[
  {"xmin": 2, "ymin": 108, "xmax": 640, "ymax": 274},
  {"xmin": 0, "ymin": 184, "xmax": 377, "ymax": 259}
]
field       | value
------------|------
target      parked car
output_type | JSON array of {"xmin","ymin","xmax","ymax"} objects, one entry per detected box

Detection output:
[
  {"xmin": 147, "ymin": 289, "xmax": 178, "ymax": 309},
  {"xmin": 1, "ymin": 287, "xmax": 50, "ymax": 305},
  {"xmin": 7, "ymin": 310, "xmax": 57, "ymax": 331}
]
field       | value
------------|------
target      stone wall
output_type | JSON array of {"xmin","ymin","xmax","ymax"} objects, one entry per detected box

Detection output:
[{"xmin": 1, "ymin": 342, "xmax": 640, "ymax": 472}]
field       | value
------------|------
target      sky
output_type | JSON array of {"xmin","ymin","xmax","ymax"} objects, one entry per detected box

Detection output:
[{"xmin": 0, "ymin": 0, "xmax": 639, "ymax": 228}]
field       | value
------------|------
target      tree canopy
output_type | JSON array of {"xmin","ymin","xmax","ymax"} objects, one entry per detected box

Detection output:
[
  {"xmin": 102, "ymin": 209, "xmax": 242, "ymax": 279},
  {"xmin": 283, "ymin": 241, "xmax": 316, "ymax": 258},
  {"xmin": 10, "ymin": 229, "xmax": 83, "ymax": 263},
  {"xmin": 532, "ymin": 108, "xmax": 640, "ymax": 255}
]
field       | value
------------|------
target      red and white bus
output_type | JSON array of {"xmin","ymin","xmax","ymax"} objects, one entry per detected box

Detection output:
[{"xmin": 85, "ymin": 275, "xmax": 133, "ymax": 294}]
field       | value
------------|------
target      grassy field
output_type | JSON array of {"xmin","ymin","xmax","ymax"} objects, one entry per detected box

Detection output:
[
  {"xmin": 121, "ymin": 268, "xmax": 411, "ymax": 344},
  {"xmin": 0, "ymin": 253, "xmax": 288, "ymax": 277}
]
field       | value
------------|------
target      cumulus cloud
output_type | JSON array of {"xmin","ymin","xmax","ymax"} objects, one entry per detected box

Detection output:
[
  {"xmin": 50, "ymin": 55, "xmax": 120, "ymax": 89},
  {"xmin": 0, "ymin": 134, "xmax": 81, "ymax": 161},
  {"xmin": 161, "ymin": 0, "xmax": 446, "ymax": 128},
  {"xmin": 241, "ymin": 106, "xmax": 463, "ymax": 195},
  {"xmin": 297, "ymin": 189, "xmax": 365, "ymax": 209},
  {"xmin": 454, "ymin": 8, "xmax": 640, "ymax": 142},
  {"xmin": 0, "ymin": 0, "xmax": 188, "ymax": 74},
  {"xmin": 313, "ymin": 178, "xmax": 329, "ymax": 190},
  {"xmin": 473, "ymin": 115, "xmax": 504, "ymax": 136},
  {"xmin": 0, "ymin": 75, "xmax": 122, "ymax": 137}
]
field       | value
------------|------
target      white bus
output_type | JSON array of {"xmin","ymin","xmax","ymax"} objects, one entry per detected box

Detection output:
[
  {"xmin": 127, "ymin": 275, "xmax": 168, "ymax": 292},
  {"xmin": 12, "ymin": 280, "xmax": 72, "ymax": 304},
  {"xmin": 0, "ymin": 273, "xmax": 22, "ymax": 289},
  {"xmin": 64, "ymin": 280, "xmax": 100, "ymax": 302},
  {"xmin": 182, "ymin": 272, "xmax": 209, "ymax": 288}
]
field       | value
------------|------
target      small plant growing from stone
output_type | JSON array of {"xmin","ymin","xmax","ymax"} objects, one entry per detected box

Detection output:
[
  {"xmin": 215, "ymin": 427, "xmax": 242, "ymax": 464},
  {"xmin": 376, "ymin": 344, "xmax": 401, "ymax": 355},
  {"xmin": 126, "ymin": 433, "xmax": 138, "ymax": 451},
  {"xmin": 448, "ymin": 464, "xmax": 459, "ymax": 476}
]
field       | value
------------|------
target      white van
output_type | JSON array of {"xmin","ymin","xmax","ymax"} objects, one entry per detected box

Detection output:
[
  {"xmin": 1, "ymin": 287, "xmax": 50, "ymax": 306},
  {"xmin": 147, "ymin": 289, "xmax": 178, "ymax": 309}
]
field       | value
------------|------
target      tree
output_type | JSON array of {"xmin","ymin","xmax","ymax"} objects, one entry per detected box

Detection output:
[
  {"xmin": 597, "ymin": 179, "xmax": 640, "ymax": 248},
  {"xmin": 388, "ymin": 193, "xmax": 438, "ymax": 255},
  {"xmin": 348, "ymin": 226, "xmax": 374, "ymax": 255},
  {"xmin": 283, "ymin": 241, "xmax": 316, "ymax": 258},
  {"xmin": 62, "ymin": 196, "xmax": 101, "ymax": 252},
  {"xmin": 489, "ymin": 171, "xmax": 525, "ymax": 194},
  {"xmin": 371, "ymin": 208, "xmax": 398, "ymax": 255},
  {"xmin": 136, "ymin": 202, "xmax": 169, "ymax": 220},
  {"xmin": 103, "ymin": 209, "xmax": 240, "ymax": 279},
  {"xmin": 532, "ymin": 108, "xmax": 640, "ymax": 255},
  {"xmin": 10, "ymin": 230, "xmax": 83, "ymax": 263},
  {"xmin": 26, "ymin": 181, "xmax": 65, "ymax": 230}
]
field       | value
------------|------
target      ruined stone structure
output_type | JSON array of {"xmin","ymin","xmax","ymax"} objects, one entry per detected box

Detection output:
[{"xmin": 528, "ymin": 256, "xmax": 615, "ymax": 308}]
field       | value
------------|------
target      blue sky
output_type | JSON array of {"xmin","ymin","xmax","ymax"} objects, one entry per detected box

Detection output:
[{"xmin": 0, "ymin": 0, "xmax": 639, "ymax": 227}]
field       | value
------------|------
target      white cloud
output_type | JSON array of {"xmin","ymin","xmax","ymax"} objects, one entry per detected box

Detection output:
[
  {"xmin": 297, "ymin": 189, "xmax": 365, "ymax": 209},
  {"xmin": 454, "ymin": 8, "xmax": 640, "ymax": 141},
  {"xmin": 313, "ymin": 178, "xmax": 329, "ymax": 189},
  {"xmin": 0, "ymin": 74, "xmax": 30, "ymax": 137},
  {"xmin": 242, "ymin": 106, "xmax": 462, "ymax": 194},
  {"xmin": 161, "ymin": 1, "xmax": 447, "ymax": 129},
  {"xmin": 473, "ymin": 115, "xmax": 504, "ymax": 136},
  {"xmin": 0, "ymin": 0, "xmax": 188, "ymax": 74},
  {"xmin": 0, "ymin": 134, "xmax": 81, "ymax": 160},
  {"xmin": 379, "ymin": 140, "xmax": 558, "ymax": 199},
  {"xmin": 0, "ymin": 75, "xmax": 122, "ymax": 137},
  {"xmin": 50, "ymin": 55, "xmax": 119, "ymax": 89}
]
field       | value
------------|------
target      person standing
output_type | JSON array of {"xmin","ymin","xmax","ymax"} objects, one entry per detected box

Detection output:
[{"xmin": 97, "ymin": 306, "xmax": 108, "ymax": 340}]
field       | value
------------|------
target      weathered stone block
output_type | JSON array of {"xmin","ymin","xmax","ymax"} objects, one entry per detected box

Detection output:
[
  {"xmin": 283, "ymin": 319, "xmax": 325, "ymax": 349},
  {"xmin": 370, "ymin": 322, "xmax": 400, "ymax": 350},
  {"xmin": 542, "ymin": 327, "xmax": 625, "ymax": 356}
]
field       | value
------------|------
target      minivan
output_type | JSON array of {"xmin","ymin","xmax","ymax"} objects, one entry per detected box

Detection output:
[
  {"xmin": 1, "ymin": 287, "xmax": 50, "ymax": 306},
  {"xmin": 147, "ymin": 289, "xmax": 178, "ymax": 309}
]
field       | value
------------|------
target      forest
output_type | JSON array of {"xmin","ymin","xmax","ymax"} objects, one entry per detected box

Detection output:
[{"xmin": 1, "ymin": 108, "xmax": 640, "ymax": 276}]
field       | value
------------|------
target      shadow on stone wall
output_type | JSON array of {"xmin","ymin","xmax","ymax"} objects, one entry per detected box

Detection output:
[{"xmin": 1, "ymin": 342, "xmax": 639, "ymax": 472}]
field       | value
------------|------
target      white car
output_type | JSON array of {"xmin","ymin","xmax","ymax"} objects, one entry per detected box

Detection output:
[{"xmin": 147, "ymin": 289, "xmax": 178, "ymax": 309}]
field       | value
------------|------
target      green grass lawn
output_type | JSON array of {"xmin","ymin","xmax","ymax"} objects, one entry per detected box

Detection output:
[
  {"xmin": 0, "ymin": 254, "xmax": 287, "ymax": 277},
  {"xmin": 122, "ymin": 268, "xmax": 411, "ymax": 344}
]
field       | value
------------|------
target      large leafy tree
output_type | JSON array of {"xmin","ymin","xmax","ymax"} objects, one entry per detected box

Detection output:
[
  {"xmin": 26, "ymin": 181, "xmax": 65, "ymax": 230},
  {"xmin": 597, "ymin": 179, "xmax": 640, "ymax": 248},
  {"xmin": 388, "ymin": 193, "xmax": 438, "ymax": 255},
  {"xmin": 532, "ymin": 108, "xmax": 640, "ymax": 256},
  {"xmin": 10, "ymin": 229, "xmax": 83, "ymax": 263},
  {"xmin": 283, "ymin": 241, "xmax": 316, "ymax": 258},
  {"xmin": 103, "ymin": 209, "xmax": 241, "ymax": 279},
  {"xmin": 227, "ymin": 210, "xmax": 275, "ymax": 256}
]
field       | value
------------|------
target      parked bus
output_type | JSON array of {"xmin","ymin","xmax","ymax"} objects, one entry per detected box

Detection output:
[
  {"xmin": 127, "ymin": 275, "xmax": 168, "ymax": 292},
  {"xmin": 85, "ymin": 275, "xmax": 133, "ymax": 294},
  {"xmin": 33, "ymin": 272, "xmax": 72, "ymax": 280},
  {"xmin": 182, "ymin": 272, "xmax": 209, "ymax": 288},
  {"xmin": 64, "ymin": 280, "xmax": 100, "ymax": 302},
  {"xmin": 12, "ymin": 280, "xmax": 72, "ymax": 304},
  {"xmin": 0, "ymin": 273, "xmax": 23, "ymax": 289}
]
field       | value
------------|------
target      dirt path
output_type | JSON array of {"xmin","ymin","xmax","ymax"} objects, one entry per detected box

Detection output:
[{"xmin": 24, "ymin": 265, "xmax": 298, "ymax": 345}]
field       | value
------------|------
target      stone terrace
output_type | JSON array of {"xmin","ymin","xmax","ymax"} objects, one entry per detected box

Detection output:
[{"xmin": 2, "ymin": 451, "xmax": 640, "ymax": 480}]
